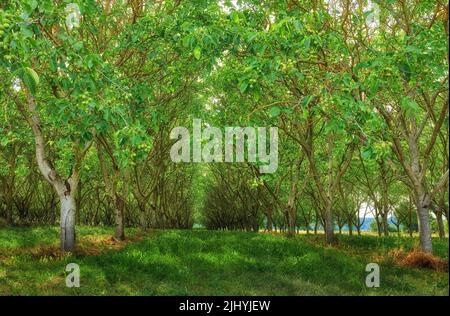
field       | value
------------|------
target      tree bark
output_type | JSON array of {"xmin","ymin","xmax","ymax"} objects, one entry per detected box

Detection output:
[
  {"xmin": 435, "ymin": 210, "xmax": 446, "ymax": 239},
  {"xmin": 382, "ymin": 211, "xmax": 389, "ymax": 236},
  {"xmin": 379, "ymin": 161, "xmax": 390, "ymax": 236},
  {"xmin": 286, "ymin": 180, "xmax": 298, "ymax": 236},
  {"xmin": 415, "ymin": 192, "xmax": 433, "ymax": 253},
  {"xmin": 114, "ymin": 195, "xmax": 126, "ymax": 240},
  {"xmin": 375, "ymin": 215, "xmax": 382, "ymax": 237},
  {"xmin": 5, "ymin": 189, "xmax": 14, "ymax": 225},
  {"xmin": 266, "ymin": 209, "xmax": 273, "ymax": 231},
  {"xmin": 60, "ymin": 193, "xmax": 76, "ymax": 251},
  {"xmin": 138, "ymin": 202, "xmax": 147, "ymax": 230},
  {"xmin": 324, "ymin": 202, "xmax": 335, "ymax": 244}
]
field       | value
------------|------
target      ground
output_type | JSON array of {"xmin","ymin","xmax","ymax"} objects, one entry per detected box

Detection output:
[{"xmin": 0, "ymin": 226, "xmax": 448, "ymax": 295}]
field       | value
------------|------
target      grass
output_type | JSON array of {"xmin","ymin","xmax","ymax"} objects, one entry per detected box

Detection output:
[{"xmin": 0, "ymin": 226, "xmax": 448, "ymax": 295}]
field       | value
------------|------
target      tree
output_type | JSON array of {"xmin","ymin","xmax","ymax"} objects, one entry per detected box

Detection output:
[{"xmin": 357, "ymin": 1, "xmax": 449, "ymax": 252}]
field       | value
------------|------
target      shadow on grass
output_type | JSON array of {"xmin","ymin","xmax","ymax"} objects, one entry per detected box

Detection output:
[
  {"xmin": 59, "ymin": 230, "xmax": 450, "ymax": 295},
  {"xmin": 1, "ymin": 229, "xmax": 448, "ymax": 295}
]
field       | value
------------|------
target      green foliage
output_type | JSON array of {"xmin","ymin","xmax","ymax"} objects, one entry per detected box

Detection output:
[{"xmin": 0, "ymin": 0, "xmax": 448, "ymax": 294}]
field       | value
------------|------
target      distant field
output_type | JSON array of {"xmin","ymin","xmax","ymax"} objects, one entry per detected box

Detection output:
[{"xmin": 0, "ymin": 227, "xmax": 448, "ymax": 295}]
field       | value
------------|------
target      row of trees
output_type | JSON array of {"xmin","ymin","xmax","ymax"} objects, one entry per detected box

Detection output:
[
  {"xmin": 0, "ymin": 137, "xmax": 195, "ymax": 229},
  {"xmin": 201, "ymin": 161, "xmax": 446, "ymax": 238},
  {"xmin": 0, "ymin": 1, "xmax": 448, "ymax": 254},
  {"xmin": 198, "ymin": 0, "xmax": 449, "ymax": 254},
  {"xmin": 0, "ymin": 0, "xmax": 222, "ymax": 249}
]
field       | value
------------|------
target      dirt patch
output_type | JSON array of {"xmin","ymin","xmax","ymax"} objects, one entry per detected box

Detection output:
[
  {"xmin": 0, "ymin": 233, "xmax": 145, "ymax": 261},
  {"xmin": 37, "ymin": 275, "xmax": 65, "ymax": 290},
  {"xmin": 73, "ymin": 235, "xmax": 140, "ymax": 257},
  {"xmin": 389, "ymin": 248, "xmax": 448, "ymax": 272},
  {"xmin": 30, "ymin": 245, "xmax": 70, "ymax": 260}
]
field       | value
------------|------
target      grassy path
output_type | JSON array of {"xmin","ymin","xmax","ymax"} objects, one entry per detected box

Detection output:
[{"xmin": 0, "ymin": 227, "xmax": 448, "ymax": 295}]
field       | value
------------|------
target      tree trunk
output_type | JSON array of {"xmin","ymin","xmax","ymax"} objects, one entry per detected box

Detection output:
[
  {"xmin": 139, "ymin": 209, "xmax": 147, "ymax": 230},
  {"xmin": 287, "ymin": 206, "xmax": 296, "ymax": 236},
  {"xmin": 286, "ymin": 169, "xmax": 298, "ymax": 236},
  {"xmin": 375, "ymin": 216, "xmax": 382, "ymax": 237},
  {"xmin": 76, "ymin": 179, "xmax": 82, "ymax": 225},
  {"xmin": 266, "ymin": 206, "xmax": 273, "ymax": 231},
  {"xmin": 408, "ymin": 196, "xmax": 414, "ymax": 237},
  {"xmin": 324, "ymin": 203, "xmax": 335, "ymax": 244},
  {"xmin": 313, "ymin": 217, "xmax": 317, "ymax": 234},
  {"xmin": 253, "ymin": 221, "xmax": 259, "ymax": 233},
  {"xmin": 60, "ymin": 193, "xmax": 76, "ymax": 251},
  {"xmin": 379, "ymin": 161, "xmax": 390, "ymax": 237},
  {"xmin": 97, "ymin": 143, "xmax": 126, "ymax": 241},
  {"xmin": 435, "ymin": 211, "xmax": 445, "ymax": 239},
  {"xmin": 13, "ymin": 91, "xmax": 85, "ymax": 252},
  {"xmin": 382, "ymin": 211, "xmax": 389, "ymax": 236},
  {"xmin": 114, "ymin": 195, "xmax": 125, "ymax": 240},
  {"xmin": 416, "ymin": 193, "xmax": 433, "ymax": 253},
  {"xmin": 5, "ymin": 193, "xmax": 13, "ymax": 225}
]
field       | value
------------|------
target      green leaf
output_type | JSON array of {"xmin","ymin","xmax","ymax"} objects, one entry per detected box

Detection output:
[
  {"xmin": 194, "ymin": 46, "xmax": 202, "ymax": 60},
  {"xmin": 27, "ymin": 0, "xmax": 38, "ymax": 11},
  {"xmin": 239, "ymin": 81, "xmax": 248, "ymax": 93},
  {"xmin": 268, "ymin": 106, "xmax": 281, "ymax": 118},
  {"xmin": 73, "ymin": 41, "xmax": 83, "ymax": 51},
  {"xmin": 361, "ymin": 148, "xmax": 373, "ymax": 159},
  {"xmin": 18, "ymin": 67, "xmax": 40, "ymax": 94},
  {"xmin": 25, "ymin": 67, "xmax": 39, "ymax": 86},
  {"xmin": 303, "ymin": 38, "xmax": 311, "ymax": 50},
  {"xmin": 301, "ymin": 95, "xmax": 313, "ymax": 107},
  {"xmin": 400, "ymin": 97, "xmax": 419, "ymax": 116},
  {"xmin": 20, "ymin": 25, "xmax": 34, "ymax": 38},
  {"xmin": 369, "ymin": 80, "xmax": 380, "ymax": 96},
  {"xmin": 398, "ymin": 62, "xmax": 412, "ymax": 82}
]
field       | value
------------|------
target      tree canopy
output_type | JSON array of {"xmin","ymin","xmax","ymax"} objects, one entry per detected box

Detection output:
[{"xmin": 0, "ymin": 0, "xmax": 448, "ymax": 254}]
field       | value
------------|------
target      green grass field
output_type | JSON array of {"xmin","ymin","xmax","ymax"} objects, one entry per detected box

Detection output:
[{"xmin": 0, "ymin": 227, "xmax": 448, "ymax": 295}]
